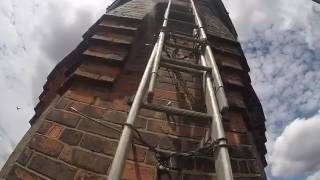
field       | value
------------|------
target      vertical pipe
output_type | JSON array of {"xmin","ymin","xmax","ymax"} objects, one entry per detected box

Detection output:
[
  {"xmin": 200, "ymin": 55, "xmax": 233, "ymax": 180},
  {"xmin": 108, "ymin": 42, "xmax": 159, "ymax": 180},
  {"xmin": 147, "ymin": 0, "xmax": 172, "ymax": 102},
  {"xmin": 189, "ymin": 0, "xmax": 229, "ymax": 112}
]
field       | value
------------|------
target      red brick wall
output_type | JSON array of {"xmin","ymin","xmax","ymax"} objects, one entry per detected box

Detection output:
[{"xmin": 0, "ymin": 0, "xmax": 267, "ymax": 179}]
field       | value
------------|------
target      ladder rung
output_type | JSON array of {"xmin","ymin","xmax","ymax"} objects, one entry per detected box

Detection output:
[
  {"xmin": 168, "ymin": 30, "xmax": 193, "ymax": 38},
  {"xmin": 170, "ymin": 9, "xmax": 193, "ymax": 16},
  {"xmin": 141, "ymin": 103, "xmax": 212, "ymax": 120},
  {"xmin": 160, "ymin": 62, "xmax": 204, "ymax": 75},
  {"xmin": 165, "ymin": 41, "xmax": 194, "ymax": 51},
  {"xmin": 171, "ymin": 4, "xmax": 192, "ymax": 13},
  {"xmin": 162, "ymin": 57, "xmax": 212, "ymax": 72},
  {"xmin": 169, "ymin": 9, "xmax": 194, "ymax": 22},
  {"xmin": 167, "ymin": 18, "xmax": 196, "ymax": 27},
  {"xmin": 169, "ymin": 32, "xmax": 203, "ymax": 43}
]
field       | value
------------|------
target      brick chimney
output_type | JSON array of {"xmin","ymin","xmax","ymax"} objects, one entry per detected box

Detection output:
[{"xmin": 0, "ymin": 0, "xmax": 267, "ymax": 179}]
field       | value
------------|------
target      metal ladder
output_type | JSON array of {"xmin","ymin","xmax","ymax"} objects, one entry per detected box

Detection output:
[{"xmin": 108, "ymin": 0, "xmax": 233, "ymax": 179}]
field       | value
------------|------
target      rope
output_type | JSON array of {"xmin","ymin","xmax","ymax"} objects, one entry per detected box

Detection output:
[
  {"xmin": 165, "ymin": 32, "xmax": 200, "ymax": 110},
  {"xmin": 70, "ymin": 107, "xmax": 227, "ymax": 171}
]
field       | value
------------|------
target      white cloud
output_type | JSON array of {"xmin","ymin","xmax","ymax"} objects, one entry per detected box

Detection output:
[
  {"xmin": 270, "ymin": 111, "xmax": 320, "ymax": 176},
  {"xmin": 223, "ymin": 0, "xmax": 320, "ymax": 134},
  {"xmin": 223, "ymin": 0, "xmax": 318, "ymax": 42},
  {"xmin": 0, "ymin": 0, "xmax": 112, "ymax": 167},
  {"xmin": 307, "ymin": 170, "xmax": 320, "ymax": 180},
  {"xmin": 245, "ymin": 28, "xmax": 320, "ymax": 134},
  {"xmin": 222, "ymin": 0, "xmax": 320, "ymax": 179}
]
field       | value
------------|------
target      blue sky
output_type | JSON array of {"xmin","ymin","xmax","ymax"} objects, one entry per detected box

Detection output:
[
  {"xmin": 0, "ymin": 0, "xmax": 320, "ymax": 179},
  {"xmin": 223, "ymin": 0, "xmax": 320, "ymax": 179}
]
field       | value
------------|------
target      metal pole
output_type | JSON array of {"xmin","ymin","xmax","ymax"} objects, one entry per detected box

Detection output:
[
  {"xmin": 200, "ymin": 55, "xmax": 233, "ymax": 180},
  {"xmin": 108, "ymin": 42, "xmax": 159, "ymax": 180},
  {"xmin": 147, "ymin": 0, "xmax": 172, "ymax": 102},
  {"xmin": 190, "ymin": 0, "xmax": 229, "ymax": 112},
  {"xmin": 313, "ymin": 0, "xmax": 320, "ymax": 4}
]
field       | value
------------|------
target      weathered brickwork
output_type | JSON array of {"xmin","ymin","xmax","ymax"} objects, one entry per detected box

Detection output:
[{"xmin": 0, "ymin": 0, "xmax": 267, "ymax": 179}]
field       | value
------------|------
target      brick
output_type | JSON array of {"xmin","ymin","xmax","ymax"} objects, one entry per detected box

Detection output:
[
  {"xmin": 111, "ymin": 73, "xmax": 139, "ymax": 95},
  {"xmin": 17, "ymin": 148, "xmax": 33, "ymax": 166},
  {"xmin": 59, "ymin": 128, "xmax": 83, "ymax": 145},
  {"xmin": 80, "ymin": 134, "xmax": 117, "ymax": 155},
  {"xmin": 215, "ymin": 53, "xmax": 243, "ymax": 71},
  {"xmin": 79, "ymin": 61, "xmax": 122, "ymax": 79},
  {"xmin": 182, "ymin": 173, "xmax": 216, "ymax": 180},
  {"xmin": 68, "ymin": 102, "xmax": 106, "ymax": 119},
  {"xmin": 128, "ymin": 145, "xmax": 147, "ymax": 162},
  {"xmin": 47, "ymin": 124, "xmax": 64, "ymax": 139},
  {"xmin": 103, "ymin": 110, "xmax": 147, "ymax": 129},
  {"xmin": 65, "ymin": 90, "xmax": 94, "ymax": 104},
  {"xmin": 7, "ymin": 165, "xmax": 44, "ymax": 180},
  {"xmin": 158, "ymin": 69, "xmax": 195, "ymax": 82},
  {"xmin": 154, "ymin": 89, "xmax": 179, "ymax": 101},
  {"xmin": 145, "ymin": 151, "xmax": 157, "ymax": 165},
  {"xmin": 95, "ymin": 98, "xmax": 112, "ymax": 109},
  {"xmin": 147, "ymin": 120, "xmax": 205, "ymax": 139},
  {"xmin": 234, "ymin": 178, "xmax": 264, "ymax": 180},
  {"xmin": 164, "ymin": 115, "xmax": 209, "ymax": 127},
  {"xmin": 221, "ymin": 71, "xmax": 244, "ymax": 87},
  {"xmin": 155, "ymin": 82, "xmax": 177, "ymax": 91},
  {"xmin": 37, "ymin": 121, "xmax": 53, "ymax": 135},
  {"xmin": 46, "ymin": 110, "xmax": 81, "ymax": 128},
  {"xmin": 194, "ymin": 157, "xmax": 215, "ymax": 173},
  {"xmin": 1, "ymin": 3, "xmax": 267, "ymax": 179},
  {"xmin": 182, "ymin": 139, "xmax": 200, "ymax": 152},
  {"xmin": 152, "ymin": 98, "xmax": 178, "ymax": 107},
  {"xmin": 158, "ymin": 138, "xmax": 200, "ymax": 153},
  {"xmin": 147, "ymin": 150, "xmax": 192, "ymax": 168},
  {"xmin": 157, "ymin": 170, "xmax": 181, "ymax": 180},
  {"xmin": 123, "ymin": 162, "xmax": 155, "ymax": 180},
  {"xmin": 153, "ymin": 97, "xmax": 192, "ymax": 111},
  {"xmin": 158, "ymin": 76, "xmax": 201, "ymax": 89},
  {"xmin": 223, "ymin": 111, "xmax": 247, "ymax": 132},
  {"xmin": 83, "ymin": 42, "xmax": 130, "ymax": 61},
  {"xmin": 28, "ymin": 154, "xmax": 77, "ymax": 180},
  {"xmin": 231, "ymin": 159, "xmax": 239, "ymax": 173},
  {"xmin": 170, "ymin": 154, "xmax": 194, "ymax": 170},
  {"xmin": 226, "ymin": 132, "xmax": 251, "ymax": 146},
  {"xmin": 75, "ymin": 170, "xmax": 107, "ymax": 180},
  {"xmin": 229, "ymin": 145, "xmax": 255, "ymax": 159},
  {"xmin": 111, "ymin": 98, "xmax": 129, "ymax": 111},
  {"xmin": 75, "ymin": 69, "xmax": 101, "ymax": 80},
  {"xmin": 94, "ymin": 31, "xmax": 134, "ymax": 45},
  {"xmin": 133, "ymin": 131, "xmax": 159, "ymax": 147},
  {"xmin": 55, "ymin": 98, "xmax": 72, "ymax": 110},
  {"xmin": 71, "ymin": 148, "xmax": 111, "ymax": 174},
  {"xmin": 226, "ymin": 91, "xmax": 246, "ymax": 109},
  {"xmin": 78, "ymin": 119, "xmax": 121, "ymax": 139},
  {"xmin": 239, "ymin": 160, "xmax": 249, "ymax": 174},
  {"xmin": 247, "ymin": 160, "xmax": 260, "ymax": 174},
  {"xmin": 139, "ymin": 109, "xmax": 166, "ymax": 119},
  {"xmin": 28, "ymin": 134, "xmax": 63, "ymax": 157},
  {"xmin": 79, "ymin": 128, "xmax": 146, "ymax": 161},
  {"xmin": 59, "ymin": 145, "xmax": 73, "ymax": 164},
  {"xmin": 158, "ymin": 136, "xmax": 182, "ymax": 152}
]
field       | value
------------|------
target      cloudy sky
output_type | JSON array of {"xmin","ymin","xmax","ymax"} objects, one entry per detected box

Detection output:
[
  {"xmin": 0, "ymin": 0, "xmax": 111, "ymax": 169},
  {"xmin": 0, "ymin": 0, "xmax": 320, "ymax": 179}
]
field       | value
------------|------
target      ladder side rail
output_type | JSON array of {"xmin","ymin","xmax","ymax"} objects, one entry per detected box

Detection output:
[
  {"xmin": 190, "ymin": 0, "xmax": 229, "ymax": 112},
  {"xmin": 108, "ymin": 41, "xmax": 159, "ymax": 180},
  {"xmin": 200, "ymin": 56, "xmax": 233, "ymax": 180},
  {"xmin": 147, "ymin": 0, "xmax": 172, "ymax": 102}
]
